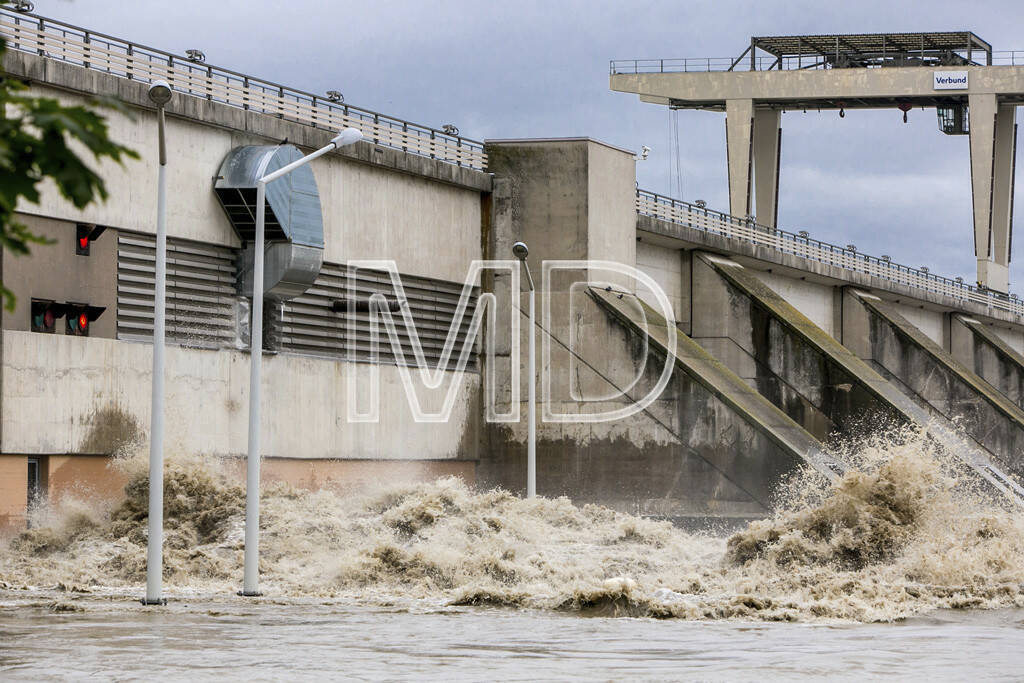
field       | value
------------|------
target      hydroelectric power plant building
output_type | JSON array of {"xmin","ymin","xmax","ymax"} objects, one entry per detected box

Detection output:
[{"xmin": 1, "ymin": 11, "xmax": 1024, "ymax": 528}]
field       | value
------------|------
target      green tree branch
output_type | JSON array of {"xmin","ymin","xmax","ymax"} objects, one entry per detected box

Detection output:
[{"xmin": 0, "ymin": 36, "xmax": 138, "ymax": 309}]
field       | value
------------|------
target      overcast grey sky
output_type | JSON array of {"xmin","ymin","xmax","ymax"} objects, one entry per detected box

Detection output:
[{"xmin": 38, "ymin": 0, "xmax": 1024, "ymax": 288}]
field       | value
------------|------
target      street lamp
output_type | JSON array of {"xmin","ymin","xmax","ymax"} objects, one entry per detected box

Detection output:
[
  {"xmin": 512, "ymin": 241, "xmax": 536, "ymax": 499},
  {"xmin": 241, "ymin": 127, "xmax": 364, "ymax": 597},
  {"xmin": 143, "ymin": 79, "xmax": 172, "ymax": 606}
]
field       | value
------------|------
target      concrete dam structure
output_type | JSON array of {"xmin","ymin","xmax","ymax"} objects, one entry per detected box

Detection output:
[{"xmin": 1, "ymin": 12, "xmax": 1023, "ymax": 529}]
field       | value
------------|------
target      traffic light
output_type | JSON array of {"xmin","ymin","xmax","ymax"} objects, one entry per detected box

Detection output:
[
  {"xmin": 30, "ymin": 300, "xmax": 66, "ymax": 333},
  {"xmin": 63, "ymin": 303, "xmax": 105, "ymax": 336},
  {"xmin": 75, "ymin": 223, "xmax": 106, "ymax": 256}
]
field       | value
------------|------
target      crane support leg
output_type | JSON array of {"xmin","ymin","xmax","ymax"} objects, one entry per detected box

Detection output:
[
  {"xmin": 971, "ymin": 95, "xmax": 1017, "ymax": 293},
  {"xmin": 753, "ymin": 108, "xmax": 782, "ymax": 229},
  {"xmin": 726, "ymin": 98, "xmax": 754, "ymax": 219}
]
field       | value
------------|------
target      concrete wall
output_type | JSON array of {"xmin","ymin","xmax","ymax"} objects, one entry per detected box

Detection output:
[
  {"xmin": 17, "ymin": 85, "xmax": 483, "ymax": 284},
  {"xmin": 635, "ymin": 240, "xmax": 686, "ymax": 325},
  {"xmin": 2, "ymin": 329, "xmax": 479, "ymax": 461},
  {"xmin": 485, "ymin": 138, "xmax": 637, "ymax": 288},
  {"xmin": 0, "ymin": 50, "xmax": 496, "ymax": 528},
  {"xmin": 2, "ymin": 215, "xmax": 117, "ymax": 339},
  {"xmin": 0, "ymin": 49, "xmax": 490, "ymax": 483},
  {"xmin": 47, "ymin": 455, "xmax": 128, "ymax": 506},
  {"xmin": 479, "ymin": 288, "xmax": 805, "ymax": 520},
  {"xmin": 480, "ymin": 139, "xmax": 819, "ymax": 521},
  {"xmin": 0, "ymin": 455, "xmax": 27, "ymax": 530},
  {"xmin": 891, "ymin": 304, "xmax": 946, "ymax": 348},
  {"xmin": 587, "ymin": 141, "xmax": 638, "ymax": 278},
  {"xmin": 950, "ymin": 315, "xmax": 1024, "ymax": 410},
  {"xmin": 691, "ymin": 253, "xmax": 908, "ymax": 441},
  {"xmin": 844, "ymin": 291, "xmax": 1024, "ymax": 475},
  {"xmin": 990, "ymin": 326, "xmax": 1024, "ymax": 355},
  {"xmin": 750, "ymin": 270, "xmax": 835, "ymax": 337}
]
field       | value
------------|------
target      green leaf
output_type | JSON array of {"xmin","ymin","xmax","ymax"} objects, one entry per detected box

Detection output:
[{"xmin": 0, "ymin": 38, "xmax": 138, "ymax": 308}]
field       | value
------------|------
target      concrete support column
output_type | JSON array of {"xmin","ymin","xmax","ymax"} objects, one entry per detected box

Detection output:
[
  {"xmin": 485, "ymin": 138, "xmax": 637, "ymax": 290},
  {"xmin": 725, "ymin": 99, "xmax": 754, "ymax": 219},
  {"xmin": 753, "ymin": 108, "xmax": 782, "ymax": 228},
  {"xmin": 992, "ymin": 104, "xmax": 1018, "ymax": 273},
  {"xmin": 969, "ymin": 94, "xmax": 1016, "ymax": 293}
]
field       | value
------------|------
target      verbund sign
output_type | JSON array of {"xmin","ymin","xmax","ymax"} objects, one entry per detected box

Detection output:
[{"xmin": 934, "ymin": 71, "xmax": 969, "ymax": 90}]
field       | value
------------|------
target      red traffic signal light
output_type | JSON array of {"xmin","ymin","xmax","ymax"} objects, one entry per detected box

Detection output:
[
  {"xmin": 75, "ymin": 224, "xmax": 107, "ymax": 256},
  {"xmin": 63, "ymin": 303, "xmax": 105, "ymax": 336},
  {"xmin": 30, "ymin": 300, "xmax": 66, "ymax": 333}
]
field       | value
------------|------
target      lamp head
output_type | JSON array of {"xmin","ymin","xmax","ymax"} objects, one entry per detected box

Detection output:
[
  {"xmin": 331, "ymin": 128, "xmax": 364, "ymax": 148},
  {"xmin": 148, "ymin": 80, "xmax": 172, "ymax": 107},
  {"xmin": 512, "ymin": 241, "xmax": 529, "ymax": 261}
]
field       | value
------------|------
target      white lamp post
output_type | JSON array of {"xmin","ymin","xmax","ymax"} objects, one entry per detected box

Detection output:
[
  {"xmin": 512, "ymin": 241, "xmax": 536, "ymax": 498},
  {"xmin": 143, "ymin": 79, "xmax": 172, "ymax": 606},
  {"xmin": 241, "ymin": 128, "xmax": 363, "ymax": 597}
]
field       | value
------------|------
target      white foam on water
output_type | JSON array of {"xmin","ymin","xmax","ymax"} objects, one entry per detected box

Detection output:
[{"xmin": 2, "ymin": 424, "xmax": 1023, "ymax": 622}]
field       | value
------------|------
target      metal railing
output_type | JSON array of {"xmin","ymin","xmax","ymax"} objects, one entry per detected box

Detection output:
[
  {"xmin": 0, "ymin": 9, "xmax": 487, "ymax": 170},
  {"xmin": 636, "ymin": 189, "xmax": 1024, "ymax": 316},
  {"xmin": 611, "ymin": 50, "xmax": 1024, "ymax": 74}
]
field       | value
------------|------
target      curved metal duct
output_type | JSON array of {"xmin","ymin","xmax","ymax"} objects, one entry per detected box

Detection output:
[{"xmin": 214, "ymin": 144, "xmax": 325, "ymax": 301}]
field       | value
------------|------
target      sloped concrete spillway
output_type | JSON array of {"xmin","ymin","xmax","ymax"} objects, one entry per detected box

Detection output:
[
  {"xmin": 589, "ymin": 286, "xmax": 834, "ymax": 479},
  {"xmin": 691, "ymin": 251, "xmax": 1023, "ymax": 503},
  {"xmin": 480, "ymin": 285, "xmax": 831, "ymax": 524},
  {"xmin": 845, "ymin": 290, "xmax": 1024, "ymax": 488},
  {"xmin": 951, "ymin": 314, "xmax": 1024, "ymax": 410}
]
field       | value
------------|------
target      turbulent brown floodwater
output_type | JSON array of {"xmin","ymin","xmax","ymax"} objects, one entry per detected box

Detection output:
[{"xmin": 2, "ymin": 425, "xmax": 1023, "ymax": 678}]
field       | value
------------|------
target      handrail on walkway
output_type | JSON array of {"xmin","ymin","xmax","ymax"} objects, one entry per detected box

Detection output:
[
  {"xmin": 0, "ymin": 8, "xmax": 487, "ymax": 170},
  {"xmin": 611, "ymin": 50, "xmax": 1024, "ymax": 74},
  {"xmin": 636, "ymin": 189, "xmax": 1024, "ymax": 316}
]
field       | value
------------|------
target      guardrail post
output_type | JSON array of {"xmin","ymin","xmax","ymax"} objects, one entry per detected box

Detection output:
[
  {"xmin": 36, "ymin": 18, "xmax": 44, "ymax": 56},
  {"xmin": 373, "ymin": 114, "xmax": 379, "ymax": 145},
  {"xmin": 83, "ymin": 31, "xmax": 90, "ymax": 69},
  {"xmin": 277, "ymin": 86, "xmax": 284, "ymax": 118},
  {"xmin": 242, "ymin": 77, "xmax": 249, "ymax": 110},
  {"xmin": 311, "ymin": 96, "xmax": 317, "ymax": 128},
  {"xmin": 457, "ymin": 137, "xmax": 462, "ymax": 167},
  {"xmin": 126, "ymin": 44, "xmax": 133, "ymax": 80},
  {"xmin": 402, "ymin": 121, "xmax": 407, "ymax": 153},
  {"xmin": 206, "ymin": 66, "xmax": 213, "ymax": 100},
  {"xmin": 430, "ymin": 130, "xmax": 436, "ymax": 159}
]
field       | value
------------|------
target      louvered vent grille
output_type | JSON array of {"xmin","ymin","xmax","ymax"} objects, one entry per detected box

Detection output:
[
  {"xmin": 280, "ymin": 264, "xmax": 480, "ymax": 370},
  {"xmin": 116, "ymin": 232, "xmax": 238, "ymax": 347},
  {"xmin": 116, "ymin": 232, "xmax": 479, "ymax": 370}
]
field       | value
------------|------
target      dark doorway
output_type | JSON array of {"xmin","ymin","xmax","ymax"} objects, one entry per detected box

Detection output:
[{"xmin": 26, "ymin": 457, "xmax": 47, "ymax": 527}]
